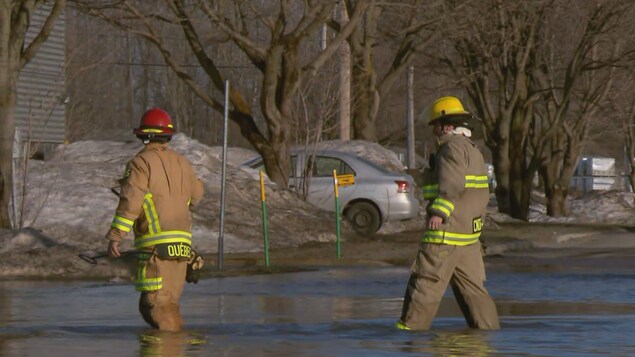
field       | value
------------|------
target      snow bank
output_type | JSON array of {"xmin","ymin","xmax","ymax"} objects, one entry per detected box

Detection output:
[{"xmin": 0, "ymin": 135, "xmax": 423, "ymax": 278}]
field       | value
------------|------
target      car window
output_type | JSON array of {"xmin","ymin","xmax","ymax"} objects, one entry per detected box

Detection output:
[
  {"xmin": 354, "ymin": 156, "xmax": 394, "ymax": 174},
  {"xmin": 248, "ymin": 155, "xmax": 297, "ymax": 178},
  {"xmin": 309, "ymin": 156, "xmax": 355, "ymax": 177},
  {"xmin": 248, "ymin": 161, "xmax": 264, "ymax": 171}
]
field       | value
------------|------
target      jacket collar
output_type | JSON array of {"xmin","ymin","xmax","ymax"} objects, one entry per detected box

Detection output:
[
  {"xmin": 142, "ymin": 142, "xmax": 168, "ymax": 152},
  {"xmin": 437, "ymin": 133, "xmax": 474, "ymax": 146}
]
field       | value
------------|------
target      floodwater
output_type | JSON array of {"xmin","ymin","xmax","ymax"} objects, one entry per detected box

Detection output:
[{"xmin": 1, "ymin": 266, "xmax": 635, "ymax": 356}]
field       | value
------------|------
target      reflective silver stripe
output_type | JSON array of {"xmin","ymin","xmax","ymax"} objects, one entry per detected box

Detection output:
[
  {"xmin": 424, "ymin": 175, "xmax": 488, "ymax": 202},
  {"xmin": 422, "ymin": 230, "xmax": 481, "ymax": 246},
  {"xmin": 430, "ymin": 197, "xmax": 454, "ymax": 217},
  {"xmin": 465, "ymin": 175, "xmax": 489, "ymax": 189},
  {"xmin": 422, "ymin": 184, "xmax": 439, "ymax": 199},
  {"xmin": 143, "ymin": 193, "xmax": 161, "ymax": 234},
  {"xmin": 111, "ymin": 215, "xmax": 134, "ymax": 232},
  {"xmin": 135, "ymin": 254, "xmax": 162, "ymax": 292},
  {"xmin": 134, "ymin": 230, "xmax": 193, "ymax": 249},
  {"xmin": 135, "ymin": 278, "xmax": 162, "ymax": 292}
]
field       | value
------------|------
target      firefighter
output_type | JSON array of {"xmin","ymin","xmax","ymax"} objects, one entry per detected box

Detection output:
[
  {"xmin": 396, "ymin": 96, "xmax": 500, "ymax": 331},
  {"xmin": 105, "ymin": 108, "xmax": 205, "ymax": 332}
]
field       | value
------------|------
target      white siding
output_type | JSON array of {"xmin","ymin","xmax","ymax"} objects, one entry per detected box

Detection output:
[{"xmin": 15, "ymin": 3, "xmax": 66, "ymax": 144}]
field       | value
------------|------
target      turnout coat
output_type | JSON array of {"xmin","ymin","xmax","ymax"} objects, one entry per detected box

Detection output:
[
  {"xmin": 106, "ymin": 142, "xmax": 204, "ymax": 248},
  {"xmin": 421, "ymin": 134, "xmax": 490, "ymax": 246}
]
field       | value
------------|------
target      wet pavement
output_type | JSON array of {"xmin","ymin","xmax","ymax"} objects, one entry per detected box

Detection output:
[{"xmin": 1, "ymin": 265, "xmax": 635, "ymax": 356}]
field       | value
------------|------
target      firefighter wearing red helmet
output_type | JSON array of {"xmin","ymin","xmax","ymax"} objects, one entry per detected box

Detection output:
[
  {"xmin": 134, "ymin": 107, "xmax": 175, "ymax": 141},
  {"xmin": 105, "ymin": 107, "xmax": 205, "ymax": 331}
]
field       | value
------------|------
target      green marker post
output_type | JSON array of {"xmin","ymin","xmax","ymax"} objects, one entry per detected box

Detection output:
[
  {"xmin": 259, "ymin": 171, "xmax": 270, "ymax": 267},
  {"xmin": 333, "ymin": 169, "xmax": 341, "ymax": 259}
]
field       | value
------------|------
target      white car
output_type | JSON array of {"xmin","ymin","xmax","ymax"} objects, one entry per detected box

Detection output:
[{"xmin": 242, "ymin": 150, "xmax": 420, "ymax": 235}]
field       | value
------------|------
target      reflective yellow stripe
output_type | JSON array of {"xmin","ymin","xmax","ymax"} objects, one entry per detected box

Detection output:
[
  {"xmin": 431, "ymin": 203, "xmax": 451, "ymax": 217},
  {"xmin": 422, "ymin": 184, "xmax": 439, "ymax": 199},
  {"xmin": 111, "ymin": 215, "xmax": 134, "ymax": 232},
  {"xmin": 135, "ymin": 253, "xmax": 163, "ymax": 292},
  {"xmin": 141, "ymin": 128, "xmax": 165, "ymax": 133},
  {"xmin": 143, "ymin": 193, "xmax": 161, "ymax": 234},
  {"xmin": 135, "ymin": 278, "xmax": 163, "ymax": 292},
  {"xmin": 422, "ymin": 230, "xmax": 481, "ymax": 246},
  {"xmin": 466, "ymin": 182, "xmax": 489, "ymax": 188},
  {"xmin": 465, "ymin": 175, "xmax": 489, "ymax": 189},
  {"xmin": 431, "ymin": 197, "xmax": 454, "ymax": 217},
  {"xmin": 134, "ymin": 230, "xmax": 193, "ymax": 249}
]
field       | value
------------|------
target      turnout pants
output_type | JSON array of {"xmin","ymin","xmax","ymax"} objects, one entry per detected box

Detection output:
[
  {"xmin": 138, "ymin": 255, "xmax": 188, "ymax": 332},
  {"xmin": 399, "ymin": 242, "xmax": 500, "ymax": 330}
]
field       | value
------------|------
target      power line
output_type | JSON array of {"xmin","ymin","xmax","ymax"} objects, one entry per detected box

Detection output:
[{"xmin": 82, "ymin": 61, "xmax": 255, "ymax": 69}]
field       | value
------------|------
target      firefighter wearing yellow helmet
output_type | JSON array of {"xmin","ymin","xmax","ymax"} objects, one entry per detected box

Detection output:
[{"xmin": 396, "ymin": 96, "xmax": 500, "ymax": 330}]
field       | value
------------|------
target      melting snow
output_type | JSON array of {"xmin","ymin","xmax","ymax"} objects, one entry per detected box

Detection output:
[{"xmin": 0, "ymin": 133, "xmax": 632, "ymax": 278}]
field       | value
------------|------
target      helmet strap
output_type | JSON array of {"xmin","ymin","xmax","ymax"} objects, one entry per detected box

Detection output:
[
  {"xmin": 441, "ymin": 123, "xmax": 455, "ymax": 134},
  {"xmin": 137, "ymin": 134, "xmax": 171, "ymax": 144}
]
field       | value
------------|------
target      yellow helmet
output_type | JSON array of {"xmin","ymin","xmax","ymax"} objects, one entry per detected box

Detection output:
[{"xmin": 428, "ymin": 96, "xmax": 472, "ymax": 126}]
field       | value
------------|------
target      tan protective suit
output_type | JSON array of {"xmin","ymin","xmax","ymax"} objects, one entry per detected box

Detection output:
[
  {"xmin": 106, "ymin": 142, "xmax": 204, "ymax": 331},
  {"xmin": 398, "ymin": 133, "xmax": 499, "ymax": 330}
]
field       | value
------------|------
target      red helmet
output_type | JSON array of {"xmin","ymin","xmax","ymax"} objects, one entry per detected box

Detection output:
[{"xmin": 133, "ymin": 108, "xmax": 175, "ymax": 137}]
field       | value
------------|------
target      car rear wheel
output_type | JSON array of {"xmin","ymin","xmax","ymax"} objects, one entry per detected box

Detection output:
[{"xmin": 345, "ymin": 202, "xmax": 381, "ymax": 236}]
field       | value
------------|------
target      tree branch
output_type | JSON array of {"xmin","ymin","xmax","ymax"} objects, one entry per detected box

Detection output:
[{"xmin": 20, "ymin": 0, "xmax": 66, "ymax": 68}]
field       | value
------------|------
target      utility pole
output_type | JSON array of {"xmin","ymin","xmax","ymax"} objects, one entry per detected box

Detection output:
[
  {"xmin": 406, "ymin": 65, "xmax": 416, "ymax": 170},
  {"xmin": 320, "ymin": 22, "xmax": 327, "ymax": 50},
  {"xmin": 218, "ymin": 80, "xmax": 230, "ymax": 271},
  {"xmin": 338, "ymin": 2, "xmax": 351, "ymax": 141}
]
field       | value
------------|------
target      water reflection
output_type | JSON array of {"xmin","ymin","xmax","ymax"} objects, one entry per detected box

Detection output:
[
  {"xmin": 397, "ymin": 330, "xmax": 496, "ymax": 356},
  {"xmin": 138, "ymin": 330, "xmax": 206, "ymax": 357},
  {"xmin": 0, "ymin": 267, "xmax": 635, "ymax": 356},
  {"xmin": 0, "ymin": 284, "xmax": 9, "ymax": 357}
]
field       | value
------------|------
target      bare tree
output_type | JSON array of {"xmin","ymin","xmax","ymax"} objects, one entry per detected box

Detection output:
[
  {"xmin": 608, "ymin": 70, "xmax": 635, "ymax": 192},
  {"xmin": 336, "ymin": 0, "xmax": 456, "ymax": 142},
  {"xmin": 437, "ymin": 0, "xmax": 634, "ymax": 220},
  {"xmin": 76, "ymin": 0, "xmax": 369, "ymax": 187},
  {"xmin": 0, "ymin": 0, "xmax": 66, "ymax": 229}
]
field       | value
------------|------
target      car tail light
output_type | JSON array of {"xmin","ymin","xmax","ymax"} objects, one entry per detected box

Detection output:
[{"xmin": 395, "ymin": 180, "xmax": 410, "ymax": 193}]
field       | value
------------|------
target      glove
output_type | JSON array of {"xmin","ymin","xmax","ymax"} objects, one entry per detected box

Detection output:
[{"xmin": 186, "ymin": 250, "xmax": 204, "ymax": 284}]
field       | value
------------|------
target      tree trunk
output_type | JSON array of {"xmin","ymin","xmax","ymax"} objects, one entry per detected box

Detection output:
[
  {"xmin": 0, "ymin": 90, "xmax": 16, "ymax": 228},
  {"xmin": 0, "ymin": 65, "xmax": 16, "ymax": 229},
  {"xmin": 545, "ymin": 184, "xmax": 568, "ymax": 217},
  {"xmin": 508, "ymin": 112, "xmax": 533, "ymax": 221},
  {"xmin": 262, "ymin": 136, "xmax": 290, "ymax": 188},
  {"xmin": 509, "ymin": 165, "xmax": 531, "ymax": 220},
  {"xmin": 492, "ymin": 149, "xmax": 511, "ymax": 215},
  {"xmin": 0, "ymin": 4, "xmax": 16, "ymax": 228},
  {"xmin": 628, "ymin": 148, "xmax": 635, "ymax": 192},
  {"xmin": 231, "ymin": 109, "xmax": 287, "ymax": 186},
  {"xmin": 0, "ymin": 1, "xmax": 65, "ymax": 228},
  {"xmin": 351, "ymin": 55, "xmax": 378, "ymax": 141}
]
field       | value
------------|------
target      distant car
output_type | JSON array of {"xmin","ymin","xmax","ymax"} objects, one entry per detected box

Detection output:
[
  {"xmin": 242, "ymin": 150, "xmax": 420, "ymax": 235},
  {"xmin": 486, "ymin": 163, "xmax": 497, "ymax": 193}
]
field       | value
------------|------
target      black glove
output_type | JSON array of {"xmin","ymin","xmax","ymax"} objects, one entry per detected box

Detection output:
[
  {"xmin": 186, "ymin": 264, "xmax": 199, "ymax": 284},
  {"xmin": 186, "ymin": 250, "xmax": 204, "ymax": 284}
]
